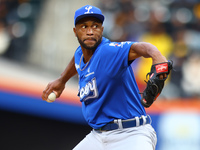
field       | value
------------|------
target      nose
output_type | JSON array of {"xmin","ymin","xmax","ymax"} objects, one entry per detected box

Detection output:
[{"xmin": 86, "ymin": 27, "xmax": 93, "ymax": 35}]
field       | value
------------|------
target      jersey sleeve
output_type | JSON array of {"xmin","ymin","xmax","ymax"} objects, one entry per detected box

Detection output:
[{"xmin": 100, "ymin": 41, "xmax": 135, "ymax": 77}]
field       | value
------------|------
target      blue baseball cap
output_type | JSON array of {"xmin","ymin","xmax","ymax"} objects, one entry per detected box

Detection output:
[{"xmin": 74, "ymin": 5, "xmax": 105, "ymax": 25}]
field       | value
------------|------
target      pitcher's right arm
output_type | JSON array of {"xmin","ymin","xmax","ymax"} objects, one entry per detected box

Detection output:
[{"xmin": 42, "ymin": 56, "xmax": 77, "ymax": 101}]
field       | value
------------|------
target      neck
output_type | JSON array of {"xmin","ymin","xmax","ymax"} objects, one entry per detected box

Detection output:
[{"xmin": 81, "ymin": 48, "xmax": 95, "ymax": 63}]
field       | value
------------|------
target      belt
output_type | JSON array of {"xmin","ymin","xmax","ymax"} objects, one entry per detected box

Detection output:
[{"xmin": 95, "ymin": 115, "xmax": 151, "ymax": 132}]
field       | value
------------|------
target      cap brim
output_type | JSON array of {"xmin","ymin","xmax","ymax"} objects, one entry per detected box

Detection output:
[{"xmin": 75, "ymin": 14, "xmax": 104, "ymax": 25}]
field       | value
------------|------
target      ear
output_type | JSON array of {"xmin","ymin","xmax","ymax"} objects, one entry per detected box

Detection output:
[{"xmin": 73, "ymin": 27, "xmax": 77, "ymax": 37}]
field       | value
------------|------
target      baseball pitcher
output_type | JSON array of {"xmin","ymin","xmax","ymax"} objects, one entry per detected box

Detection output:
[{"xmin": 42, "ymin": 5, "xmax": 172, "ymax": 150}]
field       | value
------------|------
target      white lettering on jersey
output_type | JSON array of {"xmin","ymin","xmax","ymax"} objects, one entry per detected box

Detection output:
[
  {"xmin": 85, "ymin": 72, "xmax": 94, "ymax": 77},
  {"xmin": 80, "ymin": 78, "xmax": 98, "ymax": 102},
  {"xmin": 109, "ymin": 43, "xmax": 116, "ymax": 47},
  {"xmin": 109, "ymin": 41, "xmax": 132, "ymax": 48},
  {"xmin": 85, "ymin": 67, "xmax": 94, "ymax": 77},
  {"xmin": 75, "ymin": 63, "xmax": 79, "ymax": 70}
]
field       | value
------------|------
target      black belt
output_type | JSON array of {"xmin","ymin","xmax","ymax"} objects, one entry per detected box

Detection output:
[{"xmin": 95, "ymin": 115, "xmax": 151, "ymax": 132}]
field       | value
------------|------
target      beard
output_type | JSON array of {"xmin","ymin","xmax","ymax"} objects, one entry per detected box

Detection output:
[{"xmin": 77, "ymin": 35, "xmax": 102, "ymax": 51}]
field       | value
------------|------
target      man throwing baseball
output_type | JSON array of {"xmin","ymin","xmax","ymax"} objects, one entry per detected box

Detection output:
[{"xmin": 42, "ymin": 5, "xmax": 172, "ymax": 150}]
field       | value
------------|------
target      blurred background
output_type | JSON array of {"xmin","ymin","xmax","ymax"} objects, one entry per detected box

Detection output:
[{"xmin": 0, "ymin": 0, "xmax": 200, "ymax": 150}]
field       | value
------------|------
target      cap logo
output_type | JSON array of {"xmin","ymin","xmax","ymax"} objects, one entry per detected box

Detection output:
[{"xmin": 85, "ymin": 6, "xmax": 93, "ymax": 14}]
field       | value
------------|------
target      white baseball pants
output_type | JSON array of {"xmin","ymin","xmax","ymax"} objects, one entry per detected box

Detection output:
[{"xmin": 73, "ymin": 124, "xmax": 157, "ymax": 150}]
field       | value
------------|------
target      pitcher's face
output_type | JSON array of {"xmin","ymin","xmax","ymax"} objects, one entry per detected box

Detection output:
[{"xmin": 73, "ymin": 17, "xmax": 104, "ymax": 50}]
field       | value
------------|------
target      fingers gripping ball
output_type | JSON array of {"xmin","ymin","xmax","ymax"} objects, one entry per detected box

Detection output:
[
  {"xmin": 47, "ymin": 92, "xmax": 56, "ymax": 103},
  {"xmin": 141, "ymin": 60, "xmax": 173, "ymax": 108}
]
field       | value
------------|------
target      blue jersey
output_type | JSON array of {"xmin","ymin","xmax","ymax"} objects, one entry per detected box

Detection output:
[{"xmin": 74, "ymin": 37, "xmax": 146, "ymax": 129}]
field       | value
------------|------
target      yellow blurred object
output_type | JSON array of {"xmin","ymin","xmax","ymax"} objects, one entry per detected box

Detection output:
[
  {"xmin": 194, "ymin": 3, "xmax": 200, "ymax": 19},
  {"xmin": 173, "ymin": 41, "xmax": 188, "ymax": 58},
  {"xmin": 137, "ymin": 32, "xmax": 173, "ymax": 85}
]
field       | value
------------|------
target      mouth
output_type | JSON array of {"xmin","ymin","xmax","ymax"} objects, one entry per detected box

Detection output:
[{"xmin": 84, "ymin": 38, "xmax": 96, "ymax": 42}]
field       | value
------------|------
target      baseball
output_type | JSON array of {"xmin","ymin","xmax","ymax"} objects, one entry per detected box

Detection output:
[{"xmin": 46, "ymin": 92, "xmax": 56, "ymax": 103}]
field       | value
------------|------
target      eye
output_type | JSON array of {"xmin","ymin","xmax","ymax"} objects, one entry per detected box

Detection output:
[
  {"xmin": 93, "ymin": 25, "xmax": 98, "ymax": 28},
  {"xmin": 82, "ymin": 25, "xmax": 86, "ymax": 29}
]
